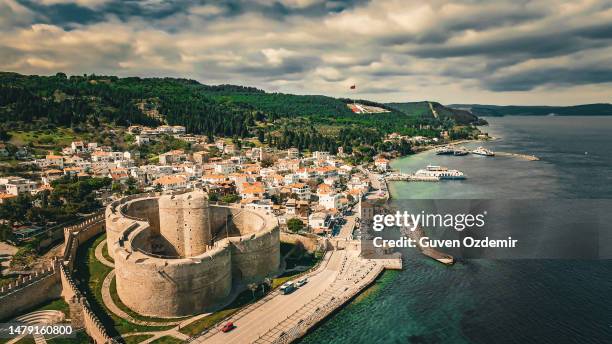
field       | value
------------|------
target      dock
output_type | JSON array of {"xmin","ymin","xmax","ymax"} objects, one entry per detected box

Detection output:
[
  {"xmin": 387, "ymin": 173, "xmax": 440, "ymax": 182},
  {"xmin": 402, "ymin": 226, "xmax": 454, "ymax": 265},
  {"xmin": 495, "ymin": 151, "xmax": 539, "ymax": 161}
]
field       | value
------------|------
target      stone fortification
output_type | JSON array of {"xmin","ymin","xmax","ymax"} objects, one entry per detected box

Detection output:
[{"xmin": 105, "ymin": 190, "xmax": 280, "ymax": 317}]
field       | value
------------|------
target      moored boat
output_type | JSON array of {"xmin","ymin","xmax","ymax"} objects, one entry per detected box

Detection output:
[
  {"xmin": 472, "ymin": 146, "xmax": 495, "ymax": 156},
  {"xmin": 415, "ymin": 165, "xmax": 466, "ymax": 180},
  {"xmin": 453, "ymin": 147, "xmax": 469, "ymax": 156},
  {"xmin": 436, "ymin": 146, "xmax": 455, "ymax": 155}
]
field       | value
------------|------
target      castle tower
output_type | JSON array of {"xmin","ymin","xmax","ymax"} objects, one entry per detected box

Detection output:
[{"xmin": 158, "ymin": 191, "xmax": 212, "ymax": 257}]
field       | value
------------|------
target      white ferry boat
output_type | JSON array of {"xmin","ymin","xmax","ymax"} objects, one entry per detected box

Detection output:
[
  {"xmin": 414, "ymin": 165, "xmax": 466, "ymax": 180},
  {"xmin": 435, "ymin": 146, "xmax": 455, "ymax": 155},
  {"xmin": 453, "ymin": 147, "xmax": 469, "ymax": 156},
  {"xmin": 472, "ymin": 146, "xmax": 495, "ymax": 156}
]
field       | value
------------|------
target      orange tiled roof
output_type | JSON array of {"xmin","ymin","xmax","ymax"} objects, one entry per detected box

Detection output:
[
  {"xmin": 0, "ymin": 193, "xmax": 17, "ymax": 200},
  {"xmin": 154, "ymin": 175, "xmax": 187, "ymax": 185},
  {"xmin": 242, "ymin": 182, "xmax": 264, "ymax": 194}
]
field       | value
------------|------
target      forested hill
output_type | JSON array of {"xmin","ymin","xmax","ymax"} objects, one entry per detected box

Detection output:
[
  {"xmin": 385, "ymin": 101, "xmax": 484, "ymax": 125},
  {"xmin": 448, "ymin": 103, "xmax": 612, "ymax": 117},
  {"xmin": 0, "ymin": 72, "xmax": 359, "ymax": 137},
  {"xmin": 0, "ymin": 72, "xmax": 484, "ymax": 148}
]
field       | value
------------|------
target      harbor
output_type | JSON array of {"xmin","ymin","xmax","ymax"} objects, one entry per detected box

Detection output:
[{"xmin": 386, "ymin": 144, "xmax": 539, "ymax": 185}]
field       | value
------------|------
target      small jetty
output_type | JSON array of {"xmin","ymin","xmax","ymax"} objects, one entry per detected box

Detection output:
[
  {"xmin": 402, "ymin": 226, "xmax": 455, "ymax": 265},
  {"xmin": 387, "ymin": 173, "xmax": 440, "ymax": 182},
  {"xmin": 495, "ymin": 151, "xmax": 539, "ymax": 161}
]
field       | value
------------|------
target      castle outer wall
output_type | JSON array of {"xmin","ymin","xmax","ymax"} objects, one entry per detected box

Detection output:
[{"xmin": 105, "ymin": 191, "xmax": 280, "ymax": 317}]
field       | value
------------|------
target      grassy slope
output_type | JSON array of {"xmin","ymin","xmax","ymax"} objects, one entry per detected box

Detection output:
[{"xmin": 386, "ymin": 101, "xmax": 479, "ymax": 124}]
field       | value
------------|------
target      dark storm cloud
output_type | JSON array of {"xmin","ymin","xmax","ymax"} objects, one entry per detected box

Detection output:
[
  {"xmin": 14, "ymin": 0, "xmax": 369, "ymax": 28},
  {"xmin": 485, "ymin": 66, "xmax": 612, "ymax": 91},
  {"xmin": 409, "ymin": 22, "xmax": 612, "ymax": 60},
  {"xmin": 1, "ymin": 0, "xmax": 611, "ymax": 103}
]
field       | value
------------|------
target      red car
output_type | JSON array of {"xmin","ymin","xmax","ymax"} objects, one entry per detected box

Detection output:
[{"xmin": 221, "ymin": 322, "xmax": 235, "ymax": 333}]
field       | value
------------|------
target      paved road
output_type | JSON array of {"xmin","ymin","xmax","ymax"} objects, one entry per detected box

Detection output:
[
  {"xmin": 338, "ymin": 215, "xmax": 356, "ymax": 239},
  {"xmin": 359, "ymin": 166, "xmax": 387, "ymax": 200},
  {"xmin": 198, "ymin": 251, "xmax": 344, "ymax": 344}
]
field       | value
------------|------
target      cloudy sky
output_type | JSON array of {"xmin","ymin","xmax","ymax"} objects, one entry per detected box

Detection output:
[{"xmin": 1, "ymin": 0, "xmax": 611, "ymax": 105}]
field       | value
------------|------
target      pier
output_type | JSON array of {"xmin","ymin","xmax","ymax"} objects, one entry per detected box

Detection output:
[
  {"xmin": 387, "ymin": 173, "xmax": 440, "ymax": 182},
  {"xmin": 495, "ymin": 151, "xmax": 539, "ymax": 161},
  {"xmin": 402, "ymin": 226, "xmax": 454, "ymax": 265}
]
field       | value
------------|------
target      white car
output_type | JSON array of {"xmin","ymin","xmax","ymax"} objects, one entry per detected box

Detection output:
[{"xmin": 295, "ymin": 278, "xmax": 308, "ymax": 287}]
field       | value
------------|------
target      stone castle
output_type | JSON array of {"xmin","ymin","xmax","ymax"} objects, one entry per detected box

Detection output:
[{"xmin": 105, "ymin": 190, "xmax": 280, "ymax": 317}]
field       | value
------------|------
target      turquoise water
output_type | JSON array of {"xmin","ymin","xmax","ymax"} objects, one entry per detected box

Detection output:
[{"xmin": 301, "ymin": 116, "xmax": 612, "ymax": 344}]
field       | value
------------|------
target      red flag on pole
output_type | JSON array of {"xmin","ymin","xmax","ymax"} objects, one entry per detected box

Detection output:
[{"xmin": 350, "ymin": 85, "xmax": 356, "ymax": 89}]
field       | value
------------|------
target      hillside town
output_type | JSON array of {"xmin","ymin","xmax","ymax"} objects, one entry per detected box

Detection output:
[{"xmin": 0, "ymin": 124, "xmax": 410, "ymax": 249}]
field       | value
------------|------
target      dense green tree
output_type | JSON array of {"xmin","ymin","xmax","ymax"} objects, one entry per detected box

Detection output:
[{"xmin": 287, "ymin": 218, "xmax": 304, "ymax": 233}]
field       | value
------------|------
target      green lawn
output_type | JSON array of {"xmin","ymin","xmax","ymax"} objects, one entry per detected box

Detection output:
[
  {"xmin": 101, "ymin": 241, "xmax": 114, "ymax": 263},
  {"xmin": 149, "ymin": 336, "xmax": 183, "ymax": 344},
  {"xmin": 46, "ymin": 331, "xmax": 90, "ymax": 344},
  {"xmin": 271, "ymin": 270, "xmax": 303, "ymax": 289},
  {"xmin": 123, "ymin": 334, "xmax": 155, "ymax": 344},
  {"xmin": 178, "ymin": 290, "xmax": 263, "ymax": 336},
  {"xmin": 284, "ymin": 246, "xmax": 317, "ymax": 270},
  {"xmin": 35, "ymin": 298, "xmax": 70, "ymax": 317},
  {"xmin": 280, "ymin": 242, "xmax": 294, "ymax": 256},
  {"xmin": 13, "ymin": 337, "xmax": 34, "ymax": 344},
  {"xmin": 273, "ymin": 241, "xmax": 320, "ymax": 288}
]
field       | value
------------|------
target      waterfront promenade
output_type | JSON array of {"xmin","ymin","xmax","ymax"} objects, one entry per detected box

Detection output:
[
  {"xmin": 197, "ymin": 248, "xmax": 391, "ymax": 344},
  {"xmin": 195, "ymin": 207, "xmax": 401, "ymax": 344}
]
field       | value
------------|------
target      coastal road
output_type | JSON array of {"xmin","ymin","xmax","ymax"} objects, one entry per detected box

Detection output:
[
  {"xmin": 197, "ymin": 251, "xmax": 344, "ymax": 344},
  {"xmin": 358, "ymin": 166, "xmax": 387, "ymax": 200},
  {"xmin": 338, "ymin": 214, "xmax": 356, "ymax": 239}
]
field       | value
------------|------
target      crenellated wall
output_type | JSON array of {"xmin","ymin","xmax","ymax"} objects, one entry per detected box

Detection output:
[
  {"xmin": 59, "ymin": 264, "xmax": 114, "ymax": 343},
  {"xmin": 0, "ymin": 212, "xmax": 115, "ymax": 343},
  {"xmin": 0, "ymin": 262, "xmax": 61, "ymax": 321}
]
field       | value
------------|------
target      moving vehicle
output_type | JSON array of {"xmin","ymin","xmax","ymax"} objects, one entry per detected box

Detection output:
[
  {"xmin": 220, "ymin": 322, "xmax": 235, "ymax": 333},
  {"xmin": 280, "ymin": 282, "xmax": 296, "ymax": 294},
  {"xmin": 296, "ymin": 278, "xmax": 308, "ymax": 287}
]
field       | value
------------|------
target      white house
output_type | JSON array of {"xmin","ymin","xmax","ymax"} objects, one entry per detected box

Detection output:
[
  {"xmin": 214, "ymin": 162, "xmax": 237, "ymax": 175},
  {"xmin": 287, "ymin": 148, "xmax": 299, "ymax": 158},
  {"xmin": 319, "ymin": 193, "xmax": 342, "ymax": 210},
  {"xmin": 0, "ymin": 177, "xmax": 37, "ymax": 195},
  {"xmin": 289, "ymin": 183, "xmax": 311, "ymax": 200},
  {"xmin": 374, "ymin": 158, "xmax": 390, "ymax": 172},
  {"xmin": 308, "ymin": 212, "xmax": 332, "ymax": 233},
  {"xmin": 313, "ymin": 151, "xmax": 330, "ymax": 160}
]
